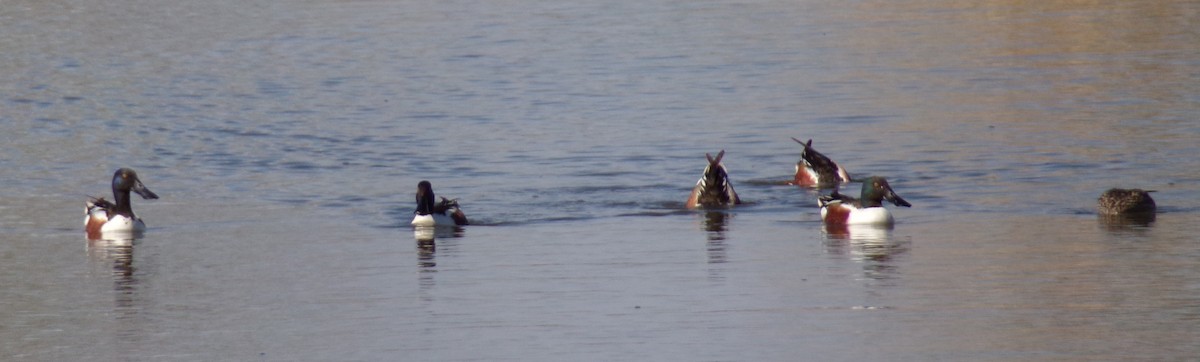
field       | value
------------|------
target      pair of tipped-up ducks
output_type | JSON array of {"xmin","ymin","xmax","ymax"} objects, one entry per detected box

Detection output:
[
  {"xmin": 686, "ymin": 138, "xmax": 911, "ymax": 226},
  {"xmin": 83, "ymin": 141, "xmax": 1158, "ymax": 237}
]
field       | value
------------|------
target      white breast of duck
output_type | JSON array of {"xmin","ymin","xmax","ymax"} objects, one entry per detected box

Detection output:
[
  {"xmin": 411, "ymin": 199, "xmax": 468, "ymax": 227},
  {"xmin": 848, "ymin": 207, "xmax": 895, "ymax": 225},
  {"xmin": 86, "ymin": 199, "xmax": 148, "ymax": 233}
]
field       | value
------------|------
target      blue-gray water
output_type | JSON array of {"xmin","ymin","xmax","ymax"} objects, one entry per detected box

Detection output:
[{"xmin": 4, "ymin": 0, "xmax": 1200, "ymax": 360}]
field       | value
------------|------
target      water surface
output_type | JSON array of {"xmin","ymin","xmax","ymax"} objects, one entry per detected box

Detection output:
[{"xmin": 3, "ymin": 0, "xmax": 1200, "ymax": 360}]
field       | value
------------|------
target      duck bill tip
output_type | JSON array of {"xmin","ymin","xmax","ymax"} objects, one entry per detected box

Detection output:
[{"xmin": 133, "ymin": 185, "xmax": 159, "ymax": 200}]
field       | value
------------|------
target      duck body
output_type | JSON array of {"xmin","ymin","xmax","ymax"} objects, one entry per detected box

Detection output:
[
  {"xmin": 792, "ymin": 138, "xmax": 850, "ymax": 188},
  {"xmin": 1097, "ymin": 188, "xmax": 1156, "ymax": 215},
  {"xmin": 686, "ymin": 150, "xmax": 741, "ymax": 209},
  {"xmin": 85, "ymin": 168, "xmax": 158, "ymax": 239},
  {"xmin": 85, "ymin": 198, "xmax": 146, "ymax": 233},
  {"xmin": 819, "ymin": 176, "xmax": 910, "ymax": 226},
  {"xmin": 820, "ymin": 200, "xmax": 896, "ymax": 225},
  {"xmin": 412, "ymin": 180, "xmax": 469, "ymax": 227}
]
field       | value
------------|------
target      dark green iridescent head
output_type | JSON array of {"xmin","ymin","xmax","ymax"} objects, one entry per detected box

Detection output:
[{"xmin": 860, "ymin": 176, "xmax": 911, "ymax": 208}]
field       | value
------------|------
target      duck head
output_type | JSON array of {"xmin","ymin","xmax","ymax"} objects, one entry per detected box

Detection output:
[
  {"xmin": 415, "ymin": 180, "xmax": 436, "ymax": 215},
  {"xmin": 113, "ymin": 168, "xmax": 158, "ymax": 200},
  {"xmin": 861, "ymin": 176, "xmax": 910, "ymax": 208}
]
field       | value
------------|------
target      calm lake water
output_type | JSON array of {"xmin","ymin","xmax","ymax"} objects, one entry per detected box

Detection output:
[{"xmin": 3, "ymin": 0, "xmax": 1200, "ymax": 360}]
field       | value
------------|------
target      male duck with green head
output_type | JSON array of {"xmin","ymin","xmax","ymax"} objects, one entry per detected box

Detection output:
[{"xmin": 819, "ymin": 176, "xmax": 911, "ymax": 226}]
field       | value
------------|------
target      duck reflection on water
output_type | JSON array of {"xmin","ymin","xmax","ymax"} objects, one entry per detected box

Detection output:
[
  {"xmin": 86, "ymin": 236, "xmax": 144, "ymax": 320},
  {"xmin": 1097, "ymin": 212, "xmax": 1156, "ymax": 233},
  {"xmin": 822, "ymin": 223, "xmax": 909, "ymax": 278},
  {"xmin": 699, "ymin": 211, "xmax": 732, "ymax": 265},
  {"xmin": 412, "ymin": 225, "xmax": 466, "ymax": 243},
  {"xmin": 413, "ymin": 225, "xmax": 466, "ymax": 284},
  {"xmin": 87, "ymin": 237, "xmax": 136, "ymax": 285}
]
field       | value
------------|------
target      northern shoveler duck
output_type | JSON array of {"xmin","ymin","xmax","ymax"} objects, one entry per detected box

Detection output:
[
  {"xmin": 819, "ymin": 176, "xmax": 911, "ymax": 226},
  {"xmin": 1097, "ymin": 188, "xmax": 1156, "ymax": 215},
  {"xmin": 85, "ymin": 168, "xmax": 159, "ymax": 239},
  {"xmin": 791, "ymin": 138, "xmax": 850, "ymax": 188},
  {"xmin": 686, "ymin": 150, "xmax": 741, "ymax": 209},
  {"xmin": 412, "ymin": 180, "xmax": 469, "ymax": 227}
]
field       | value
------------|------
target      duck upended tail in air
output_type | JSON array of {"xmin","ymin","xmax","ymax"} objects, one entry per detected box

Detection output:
[
  {"xmin": 792, "ymin": 138, "xmax": 850, "ymax": 188},
  {"xmin": 686, "ymin": 150, "xmax": 741, "ymax": 209}
]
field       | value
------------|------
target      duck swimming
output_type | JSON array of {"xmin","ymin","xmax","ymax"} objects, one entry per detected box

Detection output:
[
  {"xmin": 818, "ymin": 176, "xmax": 910, "ymax": 226},
  {"xmin": 412, "ymin": 180, "xmax": 469, "ymax": 227},
  {"xmin": 85, "ymin": 168, "xmax": 159, "ymax": 239},
  {"xmin": 1097, "ymin": 188, "xmax": 1156, "ymax": 215}
]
